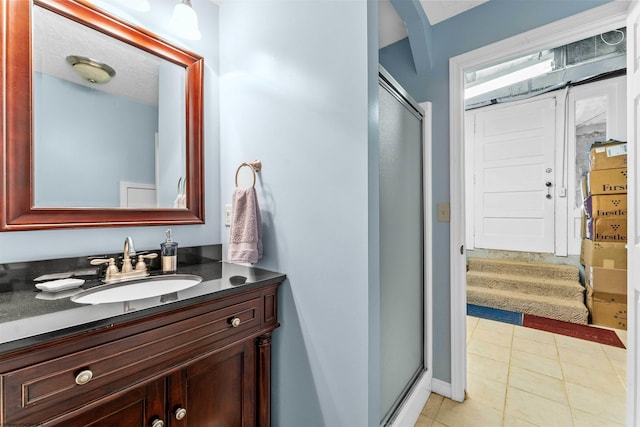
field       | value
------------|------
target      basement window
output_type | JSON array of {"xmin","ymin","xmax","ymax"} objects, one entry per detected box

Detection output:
[{"xmin": 464, "ymin": 28, "xmax": 626, "ymax": 110}]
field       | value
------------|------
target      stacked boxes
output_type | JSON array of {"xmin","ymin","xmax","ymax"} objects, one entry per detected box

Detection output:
[{"xmin": 580, "ymin": 140, "xmax": 627, "ymax": 330}]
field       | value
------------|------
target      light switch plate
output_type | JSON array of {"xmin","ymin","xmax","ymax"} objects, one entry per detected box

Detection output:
[{"xmin": 437, "ymin": 202, "xmax": 450, "ymax": 222}]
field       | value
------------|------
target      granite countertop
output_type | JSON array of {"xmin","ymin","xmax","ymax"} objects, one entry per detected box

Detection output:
[{"xmin": 0, "ymin": 245, "xmax": 285, "ymax": 353}]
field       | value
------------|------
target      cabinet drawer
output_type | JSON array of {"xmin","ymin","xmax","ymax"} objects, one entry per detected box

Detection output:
[{"xmin": 2, "ymin": 297, "xmax": 261, "ymax": 424}]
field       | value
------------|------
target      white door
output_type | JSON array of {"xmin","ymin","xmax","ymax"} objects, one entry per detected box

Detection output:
[
  {"xmin": 627, "ymin": 3, "xmax": 640, "ymax": 425},
  {"xmin": 472, "ymin": 97, "xmax": 556, "ymax": 252}
]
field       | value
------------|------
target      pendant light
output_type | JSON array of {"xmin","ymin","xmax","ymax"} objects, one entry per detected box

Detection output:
[{"xmin": 170, "ymin": 0, "xmax": 202, "ymax": 41}]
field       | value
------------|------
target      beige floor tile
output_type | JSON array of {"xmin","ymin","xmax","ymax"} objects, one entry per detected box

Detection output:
[
  {"xmin": 477, "ymin": 318, "xmax": 515, "ymax": 335},
  {"xmin": 466, "ymin": 372, "xmax": 507, "ymax": 412},
  {"xmin": 615, "ymin": 329, "xmax": 627, "ymax": 347},
  {"xmin": 513, "ymin": 325, "xmax": 556, "ymax": 344},
  {"xmin": 565, "ymin": 382, "xmax": 626, "ymax": 424},
  {"xmin": 510, "ymin": 349, "xmax": 563, "ymax": 379},
  {"xmin": 468, "ymin": 338, "xmax": 512, "ymax": 364},
  {"xmin": 556, "ymin": 345, "xmax": 612, "ymax": 372},
  {"xmin": 610, "ymin": 357, "xmax": 627, "ymax": 388},
  {"xmin": 505, "ymin": 386, "xmax": 573, "ymax": 427},
  {"xmin": 421, "ymin": 393, "xmax": 444, "ymax": 419},
  {"xmin": 554, "ymin": 334, "xmax": 607, "ymax": 356},
  {"xmin": 414, "ymin": 414, "xmax": 435, "ymax": 427},
  {"xmin": 562, "ymin": 361, "xmax": 626, "ymax": 396},
  {"xmin": 431, "ymin": 422, "xmax": 447, "ymax": 427},
  {"xmin": 602, "ymin": 344, "xmax": 626, "ymax": 362},
  {"xmin": 512, "ymin": 336, "xmax": 558, "ymax": 360},
  {"xmin": 435, "ymin": 397, "xmax": 503, "ymax": 427},
  {"xmin": 468, "ymin": 352, "xmax": 509, "ymax": 384},
  {"xmin": 467, "ymin": 315, "xmax": 480, "ymax": 331},
  {"xmin": 472, "ymin": 327, "xmax": 514, "ymax": 348},
  {"xmin": 503, "ymin": 415, "xmax": 538, "ymax": 427},
  {"xmin": 508, "ymin": 365, "xmax": 568, "ymax": 405},
  {"xmin": 572, "ymin": 408, "xmax": 625, "ymax": 427}
]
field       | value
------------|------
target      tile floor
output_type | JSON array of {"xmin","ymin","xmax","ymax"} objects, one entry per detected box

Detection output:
[{"xmin": 415, "ymin": 316, "xmax": 627, "ymax": 427}]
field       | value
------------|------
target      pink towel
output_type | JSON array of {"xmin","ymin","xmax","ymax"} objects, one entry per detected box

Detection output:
[{"xmin": 228, "ymin": 187, "xmax": 263, "ymax": 263}]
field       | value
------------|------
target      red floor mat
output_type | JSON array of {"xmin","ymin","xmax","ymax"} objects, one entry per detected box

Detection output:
[{"xmin": 523, "ymin": 314, "xmax": 625, "ymax": 348}]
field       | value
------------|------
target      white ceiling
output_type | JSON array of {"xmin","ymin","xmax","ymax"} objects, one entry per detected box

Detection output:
[
  {"xmin": 379, "ymin": 0, "xmax": 490, "ymax": 48},
  {"xmin": 33, "ymin": 4, "xmax": 164, "ymax": 106}
]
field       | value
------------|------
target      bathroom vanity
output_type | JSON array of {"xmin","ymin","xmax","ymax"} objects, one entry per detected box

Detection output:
[{"xmin": 0, "ymin": 247, "xmax": 285, "ymax": 427}]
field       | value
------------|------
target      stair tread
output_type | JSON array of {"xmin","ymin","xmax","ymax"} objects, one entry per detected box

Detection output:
[
  {"xmin": 467, "ymin": 257, "xmax": 579, "ymax": 273},
  {"xmin": 467, "ymin": 287, "xmax": 587, "ymax": 309},
  {"xmin": 467, "ymin": 271, "xmax": 583, "ymax": 288}
]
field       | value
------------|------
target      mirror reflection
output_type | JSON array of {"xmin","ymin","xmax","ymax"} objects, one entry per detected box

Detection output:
[{"xmin": 32, "ymin": 5, "xmax": 187, "ymax": 209}]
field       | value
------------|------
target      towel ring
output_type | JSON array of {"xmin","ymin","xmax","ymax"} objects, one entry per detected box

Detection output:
[{"xmin": 235, "ymin": 160, "xmax": 262, "ymax": 188}]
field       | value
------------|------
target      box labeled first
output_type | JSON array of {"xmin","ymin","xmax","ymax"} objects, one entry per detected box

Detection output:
[
  {"xmin": 589, "ymin": 141, "xmax": 627, "ymax": 171},
  {"xmin": 587, "ymin": 168, "xmax": 627, "ymax": 195},
  {"xmin": 586, "ymin": 216, "xmax": 627, "ymax": 243},
  {"xmin": 584, "ymin": 194, "xmax": 627, "ymax": 218}
]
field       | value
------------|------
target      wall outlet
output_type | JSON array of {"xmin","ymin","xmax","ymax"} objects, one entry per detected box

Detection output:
[
  {"xmin": 437, "ymin": 202, "xmax": 450, "ymax": 222},
  {"xmin": 225, "ymin": 204, "xmax": 232, "ymax": 227}
]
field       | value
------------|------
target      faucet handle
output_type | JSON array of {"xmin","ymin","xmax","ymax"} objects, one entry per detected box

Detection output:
[
  {"xmin": 90, "ymin": 258, "xmax": 119, "ymax": 280},
  {"xmin": 135, "ymin": 253, "xmax": 158, "ymax": 272}
]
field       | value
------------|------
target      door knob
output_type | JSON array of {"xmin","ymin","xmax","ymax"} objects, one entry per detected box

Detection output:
[{"xmin": 545, "ymin": 181, "xmax": 552, "ymax": 187}]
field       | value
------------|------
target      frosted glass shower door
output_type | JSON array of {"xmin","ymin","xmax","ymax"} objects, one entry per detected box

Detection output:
[{"xmin": 379, "ymin": 74, "xmax": 425, "ymax": 424}]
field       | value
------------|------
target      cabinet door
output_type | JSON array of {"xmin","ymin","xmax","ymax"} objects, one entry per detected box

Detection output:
[
  {"xmin": 44, "ymin": 378, "xmax": 165, "ymax": 427},
  {"xmin": 169, "ymin": 340, "xmax": 256, "ymax": 427}
]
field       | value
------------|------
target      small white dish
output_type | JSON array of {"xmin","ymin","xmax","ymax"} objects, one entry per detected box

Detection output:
[
  {"xmin": 36, "ymin": 288, "xmax": 84, "ymax": 300},
  {"xmin": 35, "ymin": 278, "xmax": 85, "ymax": 292}
]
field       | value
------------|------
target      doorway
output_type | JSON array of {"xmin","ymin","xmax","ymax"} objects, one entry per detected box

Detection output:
[{"xmin": 448, "ymin": 0, "xmax": 630, "ymax": 408}]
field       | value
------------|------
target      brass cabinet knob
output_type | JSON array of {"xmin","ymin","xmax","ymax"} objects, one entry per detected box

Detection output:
[
  {"xmin": 174, "ymin": 407, "xmax": 187, "ymax": 420},
  {"xmin": 151, "ymin": 418, "xmax": 164, "ymax": 427},
  {"xmin": 75, "ymin": 369, "xmax": 93, "ymax": 385},
  {"xmin": 230, "ymin": 317, "xmax": 241, "ymax": 328}
]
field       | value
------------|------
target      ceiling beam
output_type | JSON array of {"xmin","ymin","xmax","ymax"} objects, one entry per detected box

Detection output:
[{"xmin": 390, "ymin": 0, "xmax": 432, "ymax": 74}]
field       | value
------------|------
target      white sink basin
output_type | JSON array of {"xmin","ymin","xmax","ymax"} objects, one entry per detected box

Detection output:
[{"xmin": 71, "ymin": 274, "xmax": 203, "ymax": 304}]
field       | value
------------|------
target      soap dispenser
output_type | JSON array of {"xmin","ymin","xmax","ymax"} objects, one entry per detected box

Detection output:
[{"xmin": 161, "ymin": 229, "xmax": 179, "ymax": 273}]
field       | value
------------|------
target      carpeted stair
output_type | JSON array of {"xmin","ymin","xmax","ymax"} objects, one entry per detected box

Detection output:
[{"xmin": 467, "ymin": 258, "xmax": 588, "ymax": 325}]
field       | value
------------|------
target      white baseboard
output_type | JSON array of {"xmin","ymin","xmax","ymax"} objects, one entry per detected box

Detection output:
[
  {"xmin": 431, "ymin": 378, "xmax": 452, "ymax": 400},
  {"xmin": 389, "ymin": 371, "xmax": 432, "ymax": 427}
]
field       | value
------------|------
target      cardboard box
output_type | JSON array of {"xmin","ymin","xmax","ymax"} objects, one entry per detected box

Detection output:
[
  {"xmin": 586, "ymin": 285, "xmax": 627, "ymax": 330},
  {"xmin": 586, "ymin": 216, "xmax": 627, "ymax": 242},
  {"xmin": 589, "ymin": 141, "xmax": 627, "ymax": 170},
  {"xmin": 587, "ymin": 168, "xmax": 627, "ymax": 195},
  {"xmin": 580, "ymin": 210, "xmax": 586, "ymax": 239},
  {"xmin": 587, "ymin": 266, "xmax": 627, "ymax": 294},
  {"xmin": 584, "ymin": 194, "xmax": 627, "ymax": 218},
  {"xmin": 581, "ymin": 239, "xmax": 627, "ymax": 269},
  {"xmin": 580, "ymin": 239, "xmax": 586, "ymax": 265}
]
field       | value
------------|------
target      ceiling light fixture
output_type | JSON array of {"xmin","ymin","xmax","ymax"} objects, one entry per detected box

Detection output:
[
  {"xmin": 66, "ymin": 55, "xmax": 116, "ymax": 84},
  {"xmin": 170, "ymin": 0, "xmax": 202, "ymax": 41},
  {"xmin": 464, "ymin": 59, "xmax": 554, "ymax": 99}
]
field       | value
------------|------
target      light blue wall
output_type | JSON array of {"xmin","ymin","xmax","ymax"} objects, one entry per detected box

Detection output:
[
  {"xmin": 34, "ymin": 73, "xmax": 157, "ymax": 207},
  {"xmin": 0, "ymin": 0, "xmax": 220, "ymax": 262},
  {"xmin": 158, "ymin": 61, "xmax": 187, "ymax": 208},
  {"xmin": 219, "ymin": 0, "xmax": 378, "ymax": 425},
  {"xmin": 379, "ymin": 0, "xmax": 613, "ymax": 383}
]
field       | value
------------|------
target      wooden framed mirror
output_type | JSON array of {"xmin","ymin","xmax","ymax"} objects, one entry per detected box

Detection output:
[{"xmin": 0, "ymin": 0, "xmax": 204, "ymax": 231}]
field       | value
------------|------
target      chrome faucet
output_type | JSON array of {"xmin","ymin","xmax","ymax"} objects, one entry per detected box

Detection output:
[
  {"xmin": 124, "ymin": 236, "xmax": 136, "ymax": 259},
  {"xmin": 122, "ymin": 236, "xmax": 136, "ymax": 273}
]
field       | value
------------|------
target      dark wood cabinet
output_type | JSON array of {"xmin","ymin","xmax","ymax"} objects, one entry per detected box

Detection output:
[{"xmin": 0, "ymin": 282, "xmax": 282, "ymax": 427}]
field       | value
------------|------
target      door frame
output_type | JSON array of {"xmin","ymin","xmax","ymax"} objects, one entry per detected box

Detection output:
[{"xmin": 448, "ymin": 1, "xmax": 630, "ymax": 403}]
